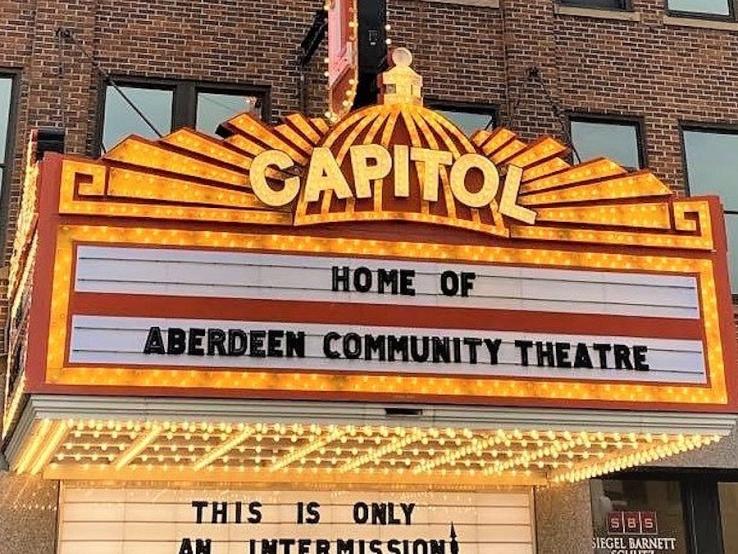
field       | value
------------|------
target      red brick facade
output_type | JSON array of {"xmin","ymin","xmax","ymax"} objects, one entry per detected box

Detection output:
[{"xmin": 1, "ymin": 3, "xmax": 738, "ymax": 552}]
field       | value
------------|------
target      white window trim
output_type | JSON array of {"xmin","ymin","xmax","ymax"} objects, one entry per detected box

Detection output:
[
  {"xmin": 663, "ymin": 14, "xmax": 738, "ymax": 31},
  {"xmin": 554, "ymin": 4, "xmax": 642, "ymax": 21},
  {"xmin": 420, "ymin": 0, "xmax": 500, "ymax": 7}
]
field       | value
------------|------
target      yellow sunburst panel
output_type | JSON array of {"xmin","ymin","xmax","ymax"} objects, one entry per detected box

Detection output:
[
  {"xmin": 273, "ymin": 123, "xmax": 317, "ymax": 157},
  {"xmin": 478, "ymin": 128, "xmax": 516, "ymax": 157},
  {"xmin": 106, "ymin": 168, "xmax": 268, "ymax": 210},
  {"xmin": 162, "ymin": 129, "xmax": 256, "ymax": 170},
  {"xmin": 310, "ymin": 117, "xmax": 331, "ymax": 134},
  {"xmin": 223, "ymin": 113, "xmax": 309, "ymax": 165},
  {"xmin": 334, "ymin": 110, "xmax": 385, "ymax": 165},
  {"xmin": 277, "ymin": 113, "xmax": 326, "ymax": 149},
  {"xmin": 163, "ymin": 129, "xmax": 291, "ymax": 181},
  {"xmin": 505, "ymin": 137, "xmax": 569, "ymax": 169},
  {"xmin": 53, "ymin": 107, "xmax": 708, "ymax": 245},
  {"xmin": 520, "ymin": 158, "xmax": 627, "ymax": 195},
  {"xmin": 521, "ymin": 157, "xmax": 571, "ymax": 183},
  {"xmin": 471, "ymin": 129, "xmax": 492, "ymax": 147},
  {"xmin": 519, "ymin": 172, "xmax": 671, "ymax": 206},
  {"xmin": 285, "ymin": 113, "xmax": 324, "ymax": 144},
  {"xmin": 222, "ymin": 134, "xmax": 269, "ymax": 158},
  {"xmin": 534, "ymin": 203, "xmax": 672, "ymax": 229},
  {"xmin": 490, "ymin": 139, "xmax": 528, "ymax": 165},
  {"xmin": 105, "ymin": 137, "xmax": 249, "ymax": 188}
]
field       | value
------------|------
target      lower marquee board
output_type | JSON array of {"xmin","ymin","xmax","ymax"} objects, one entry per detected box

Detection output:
[{"xmin": 57, "ymin": 487, "xmax": 534, "ymax": 554}]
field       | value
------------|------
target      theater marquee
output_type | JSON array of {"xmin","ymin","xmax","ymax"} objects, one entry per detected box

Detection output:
[
  {"xmin": 4, "ymin": 48, "xmax": 737, "ymax": 447},
  {"xmin": 2, "ymin": 47, "xmax": 736, "ymax": 490}
]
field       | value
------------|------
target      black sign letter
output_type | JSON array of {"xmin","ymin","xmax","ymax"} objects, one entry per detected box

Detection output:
[{"xmin": 143, "ymin": 326, "xmax": 165, "ymax": 354}]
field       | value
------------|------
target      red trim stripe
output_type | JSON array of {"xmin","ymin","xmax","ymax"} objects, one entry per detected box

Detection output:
[{"xmin": 72, "ymin": 292, "xmax": 702, "ymax": 340}]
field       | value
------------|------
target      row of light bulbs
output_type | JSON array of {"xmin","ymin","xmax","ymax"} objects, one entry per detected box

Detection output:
[
  {"xmin": 553, "ymin": 433, "xmax": 723, "ymax": 484},
  {"xmin": 24, "ymin": 417, "xmax": 724, "ymax": 488}
]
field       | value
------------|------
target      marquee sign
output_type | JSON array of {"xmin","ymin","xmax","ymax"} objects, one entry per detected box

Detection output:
[
  {"xmin": 4, "ymin": 48, "xmax": 737, "ymax": 436},
  {"xmin": 57, "ymin": 487, "xmax": 534, "ymax": 554}
]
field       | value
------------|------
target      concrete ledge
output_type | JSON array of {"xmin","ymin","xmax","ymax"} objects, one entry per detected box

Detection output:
[
  {"xmin": 663, "ymin": 14, "xmax": 738, "ymax": 31},
  {"xmin": 421, "ymin": 0, "xmax": 500, "ymax": 7},
  {"xmin": 554, "ymin": 4, "xmax": 642, "ymax": 22}
]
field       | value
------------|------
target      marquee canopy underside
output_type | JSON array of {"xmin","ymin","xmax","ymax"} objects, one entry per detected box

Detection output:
[{"xmin": 7, "ymin": 396, "xmax": 735, "ymax": 487}]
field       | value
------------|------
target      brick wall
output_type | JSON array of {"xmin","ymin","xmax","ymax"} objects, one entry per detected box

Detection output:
[
  {"xmin": 1, "ymin": 3, "xmax": 738, "ymax": 553},
  {"xmin": 0, "ymin": 0, "xmax": 36, "ymax": 263},
  {"xmin": 390, "ymin": 0, "xmax": 738, "ymax": 190},
  {"xmin": 0, "ymin": 0, "xmax": 326, "ymax": 266},
  {"xmin": 554, "ymin": 1, "xmax": 738, "ymax": 190}
]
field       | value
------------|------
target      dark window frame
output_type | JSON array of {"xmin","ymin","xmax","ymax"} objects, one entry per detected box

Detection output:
[
  {"xmin": 95, "ymin": 77, "xmax": 176, "ymax": 155},
  {"xmin": 558, "ymin": 0, "xmax": 633, "ymax": 11},
  {"xmin": 714, "ymin": 479, "xmax": 738, "ymax": 553},
  {"xmin": 194, "ymin": 82, "xmax": 270, "ymax": 132},
  {"xmin": 665, "ymin": 0, "xmax": 737, "ymax": 22},
  {"xmin": 679, "ymin": 121, "xmax": 738, "ymax": 299},
  {"xmin": 424, "ymin": 99, "xmax": 498, "ymax": 134},
  {"xmin": 593, "ymin": 470, "xmax": 737, "ymax": 553},
  {"xmin": 566, "ymin": 112, "xmax": 648, "ymax": 169},
  {"xmin": 0, "ymin": 70, "xmax": 21, "ymax": 249},
  {"xmin": 679, "ymin": 121, "xmax": 738, "ymax": 199},
  {"xmin": 95, "ymin": 76, "xmax": 271, "ymax": 156}
]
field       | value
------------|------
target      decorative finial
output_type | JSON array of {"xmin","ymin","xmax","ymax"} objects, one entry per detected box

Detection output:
[
  {"xmin": 450, "ymin": 522, "xmax": 459, "ymax": 554},
  {"xmin": 393, "ymin": 47, "xmax": 413, "ymax": 68},
  {"xmin": 379, "ymin": 47, "xmax": 423, "ymax": 106}
]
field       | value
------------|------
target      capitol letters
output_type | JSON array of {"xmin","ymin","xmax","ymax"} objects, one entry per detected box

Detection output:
[{"xmin": 249, "ymin": 145, "xmax": 536, "ymax": 224}]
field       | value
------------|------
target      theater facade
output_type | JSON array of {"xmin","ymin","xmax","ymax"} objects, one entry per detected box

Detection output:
[{"xmin": 2, "ymin": 49, "xmax": 736, "ymax": 554}]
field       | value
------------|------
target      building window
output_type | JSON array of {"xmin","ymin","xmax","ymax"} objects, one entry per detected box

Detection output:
[
  {"xmin": 429, "ymin": 102, "xmax": 497, "ymax": 136},
  {"xmin": 570, "ymin": 116, "xmax": 644, "ymax": 169},
  {"xmin": 559, "ymin": 0, "xmax": 628, "ymax": 9},
  {"xmin": 667, "ymin": 0, "xmax": 733, "ymax": 18},
  {"xmin": 0, "ymin": 75, "xmax": 16, "ymax": 198},
  {"xmin": 682, "ymin": 127, "xmax": 738, "ymax": 292},
  {"xmin": 719, "ymin": 483, "xmax": 738, "ymax": 553},
  {"xmin": 102, "ymin": 85, "xmax": 174, "ymax": 152},
  {"xmin": 98, "ymin": 79, "xmax": 268, "ymax": 153},
  {"xmin": 196, "ymin": 91, "xmax": 261, "ymax": 137},
  {"xmin": 591, "ymin": 479, "xmax": 689, "ymax": 554}
]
